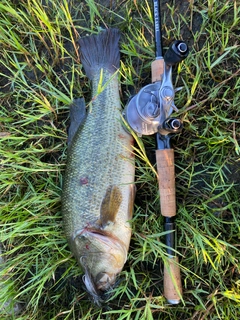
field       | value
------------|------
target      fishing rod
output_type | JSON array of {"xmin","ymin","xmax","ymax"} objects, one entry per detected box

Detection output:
[{"xmin": 123, "ymin": 0, "xmax": 189, "ymax": 304}]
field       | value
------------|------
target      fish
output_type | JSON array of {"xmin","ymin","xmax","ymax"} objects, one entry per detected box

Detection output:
[
  {"xmin": 0, "ymin": 244, "xmax": 22, "ymax": 315},
  {"xmin": 62, "ymin": 29, "xmax": 135, "ymax": 304}
]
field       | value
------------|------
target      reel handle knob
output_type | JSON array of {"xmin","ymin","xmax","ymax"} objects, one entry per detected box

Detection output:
[{"xmin": 164, "ymin": 40, "xmax": 189, "ymax": 66}]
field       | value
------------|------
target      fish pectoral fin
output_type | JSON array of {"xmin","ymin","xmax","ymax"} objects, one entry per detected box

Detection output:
[
  {"xmin": 127, "ymin": 184, "xmax": 136, "ymax": 221},
  {"xmin": 100, "ymin": 185, "xmax": 122, "ymax": 228},
  {"xmin": 67, "ymin": 98, "xmax": 86, "ymax": 146}
]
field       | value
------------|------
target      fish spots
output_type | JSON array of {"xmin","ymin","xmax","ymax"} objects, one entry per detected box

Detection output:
[
  {"xmin": 118, "ymin": 133, "xmax": 126, "ymax": 139},
  {"xmin": 80, "ymin": 176, "xmax": 88, "ymax": 185}
]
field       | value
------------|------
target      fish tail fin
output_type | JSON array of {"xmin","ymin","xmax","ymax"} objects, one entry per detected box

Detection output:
[{"xmin": 78, "ymin": 29, "xmax": 120, "ymax": 80}]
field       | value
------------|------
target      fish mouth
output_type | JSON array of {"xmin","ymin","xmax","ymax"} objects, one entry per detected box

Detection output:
[
  {"xmin": 81, "ymin": 265, "xmax": 117, "ymax": 306},
  {"xmin": 80, "ymin": 252, "xmax": 120, "ymax": 306}
]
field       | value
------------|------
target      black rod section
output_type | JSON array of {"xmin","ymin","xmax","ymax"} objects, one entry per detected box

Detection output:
[
  {"xmin": 153, "ymin": 0, "xmax": 163, "ymax": 58},
  {"xmin": 164, "ymin": 217, "xmax": 176, "ymax": 256}
]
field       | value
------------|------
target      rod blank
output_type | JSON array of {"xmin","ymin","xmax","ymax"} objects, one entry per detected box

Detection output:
[{"xmin": 153, "ymin": 0, "xmax": 163, "ymax": 58}]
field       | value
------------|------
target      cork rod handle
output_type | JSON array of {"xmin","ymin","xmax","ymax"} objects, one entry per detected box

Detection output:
[
  {"xmin": 156, "ymin": 148, "xmax": 182, "ymax": 303},
  {"xmin": 151, "ymin": 58, "xmax": 164, "ymax": 83},
  {"xmin": 164, "ymin": 256, "xmax": 182, "ymax": 304},
  {"xmin": 156, "ymin": 149, "xmax": 176, "ymax": 217}
]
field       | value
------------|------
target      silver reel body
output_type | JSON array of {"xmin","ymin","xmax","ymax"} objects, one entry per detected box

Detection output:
[{"xmin": 123, "ymin": 62, "xmax": 177, "ymax": 137}]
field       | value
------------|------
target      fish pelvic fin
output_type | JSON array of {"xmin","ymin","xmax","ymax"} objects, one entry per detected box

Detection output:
[
  {"xmin": 78, "ymin": 29, "xmax": 120, "ymax": 80},
  {"xmin": 100, "ymin": 185, "xmax": 122, "ymax": 228}
]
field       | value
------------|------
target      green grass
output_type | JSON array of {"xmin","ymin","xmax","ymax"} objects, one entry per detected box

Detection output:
[{"xmin": 0, "ymin": 0, "xmax": 239, "ymax": 319}]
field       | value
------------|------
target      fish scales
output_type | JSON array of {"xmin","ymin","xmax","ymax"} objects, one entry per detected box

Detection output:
[
  {"xmin": 63, "ymin": 72, "xmax": 134, "ymax": 240},
  {"xmin": 62, "ymin": 29, "xmax": 135, "ymax": 303}
]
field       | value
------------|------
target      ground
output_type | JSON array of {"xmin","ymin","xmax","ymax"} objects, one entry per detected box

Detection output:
[{"xmin": 0, "ymin": 0, "xmax": 239, "ymax": 319}]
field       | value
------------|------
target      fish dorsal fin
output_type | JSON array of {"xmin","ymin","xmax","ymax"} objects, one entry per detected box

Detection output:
[
  {"xmin": 100, "ymin": 185, "xmax": 122, "ymax": 228},
  {"xmin": 67, "ymin": 98, "xmax": 86, "ymax": 146}
]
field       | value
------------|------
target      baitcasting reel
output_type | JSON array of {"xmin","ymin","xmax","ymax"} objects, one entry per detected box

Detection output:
[{"xmin": 123, "ymin": 41, "xmax": 189, "ymax": 137}]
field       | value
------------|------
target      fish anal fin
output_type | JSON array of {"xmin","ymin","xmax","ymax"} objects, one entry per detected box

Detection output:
[
  {"xmin": 67, "ymin": 98, "xmax": 86, "ymax": 146},
  {"xmin": 100, "ymin": 185, "xmax": 122, "ymax": 228}
]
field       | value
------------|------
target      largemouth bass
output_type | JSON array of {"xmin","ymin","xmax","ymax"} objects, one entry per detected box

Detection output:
[
  {"xmin": 62, "ymin": 29, "xmax": 135, "ymax": 304},
  {"xmin": 0, "ymin": 245, "xmax": 22, "ymax": 315}
]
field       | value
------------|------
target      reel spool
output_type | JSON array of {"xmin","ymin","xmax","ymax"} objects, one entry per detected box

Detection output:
[{"xmin": 123, "ymin": 82, "xmax": 164, "ymax": 136}]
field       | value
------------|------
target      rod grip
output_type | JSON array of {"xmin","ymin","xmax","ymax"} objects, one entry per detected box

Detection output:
[
  {"xmin": 156, "ymin": 149, "xmax": 176, "ymax": 217},
  {"xmin": 164, "ymin": 256, "xmax": 182, "ymax": 304},
  {"xmin": 151, "ymin": 58, "xmax": 164, "ymax": 82}
]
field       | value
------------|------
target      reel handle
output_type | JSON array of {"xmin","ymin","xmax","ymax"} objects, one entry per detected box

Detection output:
[{"xmin": 156, "ymin": 148, "xmax": 182, "ymax": 304}]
